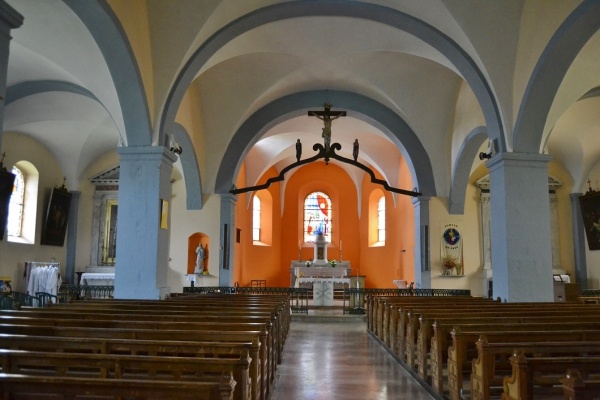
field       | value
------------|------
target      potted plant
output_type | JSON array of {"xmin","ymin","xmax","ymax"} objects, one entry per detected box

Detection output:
[{"xmin": 442, "ymin": 256, "xmax": 460, "ymax": 275}]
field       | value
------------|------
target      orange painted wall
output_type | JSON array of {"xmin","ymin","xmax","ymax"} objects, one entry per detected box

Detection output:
[
  {"xmin": 235, "ymin": 164, "xmax": 282, "ymax": 287},
  {"xmin": 358, "ymin": 159, "xmax": 415, "ymax": 287},
  {"xmin": 397, "ymin": 156, "xmax": 416, "ymax": 283},
  {"xmin": 234, "ymin": 158, "xmax": 415, "ymax": 288},
  {"xmin": 281, "ymin": 162, "xmax": 360, "ymax": 282}
]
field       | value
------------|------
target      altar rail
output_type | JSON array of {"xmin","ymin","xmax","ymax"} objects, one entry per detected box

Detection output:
[
  {"xmin": 182, "ymin": 286, "xmax": 309, "ymax": 314},
  {"xmin": 342, "ymin": 288, "xmax": 472, "ymax": 314},
  {"xmin": 59, "ymin": 285, "xmax": 114, "ymax": 301}
]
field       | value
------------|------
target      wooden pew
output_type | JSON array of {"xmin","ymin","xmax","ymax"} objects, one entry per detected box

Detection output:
[
  {"xmin": 0, "ymin": 348, "xmax": 251, "ymax": 400},
  {"xmin": 403, "ymin": 303, "xmax": 600, "ymax": 370},
  {"xmin": 0, "ymin": 333, "xmax": 260, "ymax": 400},
  {"xmin": 502, "ymin": 352, "xmax": 600, "ymax": 400},
  {"xmin": 47, "ymin": 299, "xmax": 288, "ymax": 361},
  {"xmin": 445, "ymin": 328, "xmax": 600, "ymax": 400},
  {"xmin": 4, "ymin": 308, "xmax": 278, "ymax": 394},
  {"xmin": 0, "ymin": 324, "xmax": 268, "ymax": 400},
  {"xmin": 391, "ymin": 300, "xmax": 587, "ymax": 359},
  {"xmin": 416, "ymin": 311, "xmax": 600, "ymax": 382},
  {"xmin": 561, "ymin": 369, "xmax": 600, "ymax": 400},
  {"xmin": 369, "ymin": 295, "xmax": 476, "ymax": 341},
  {"xmin": 471, "ymin": 338, "xmax": 600, "ymax": 400},
  {"xmin": 28, "ymin": 294, "xmax": 287, "ymax": 400},
  {"xmin": 370, "ymin": 296, "xmax": 490, "ymax": 355},
  {"xmin": 0, "ymin": 371, "xmax": 236, "ymax": 400},
  {"xmin": 386, "ymin": 298, "xmax": 494, "ymax": 352}
]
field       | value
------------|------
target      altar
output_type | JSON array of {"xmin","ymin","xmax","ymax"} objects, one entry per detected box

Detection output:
[
  {"xmin": 290, "ymin": 262, "xmax": 351, "ymax": 306},
  {"xmin": 79, "ymin": 272, "xmax": 115, "ymax": 286}
]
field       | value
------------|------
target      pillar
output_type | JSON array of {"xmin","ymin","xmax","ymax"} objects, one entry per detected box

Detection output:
[
  {"xmin": 570, "ymin": 193, "xmax": 587, "ymax": 288},
  {"xmin": 0, "ymin": 1, "xmax": 22, "ymax": 151},
  {"xmin": 114, "ymin": 146, "xmax": 176, "ymax": 299},
  {"xmin": 219, "ymin": 193, "xmax": 237, "ymax": 286},
  {"xmin": 413, "ymin": 196, "xmax": 431, "ymax": 289},
  {"xmin": 487, "ymin": 152, "xmax": 553, "ymax": 302},
  {"xmin": 475, "ymin": 177, "xmax": 493, "ymax": 298},
  {"xmin": 65, "ymin": 191, "xmax": 80, "ymax": 284}
]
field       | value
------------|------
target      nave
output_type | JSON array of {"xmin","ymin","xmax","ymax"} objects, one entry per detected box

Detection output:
[{"xmin": 270, "ymin": 317, "xmax": 433, "ymax": 400}]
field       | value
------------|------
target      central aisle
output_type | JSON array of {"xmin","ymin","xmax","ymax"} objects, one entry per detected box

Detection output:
[{"xmin": 270, "ymin": 319, "xmax": 434, "ymax": 400}]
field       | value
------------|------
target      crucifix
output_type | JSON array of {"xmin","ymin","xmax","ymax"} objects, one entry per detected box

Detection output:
[{"xmin": 308, "ymin": 103, "xmax": 346, "ymax": 152}]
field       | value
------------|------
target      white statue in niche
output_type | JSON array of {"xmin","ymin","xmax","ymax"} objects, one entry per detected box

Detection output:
[{"xmin": 195, "ymin": 243, "xmax": 205, "ymax": 273}]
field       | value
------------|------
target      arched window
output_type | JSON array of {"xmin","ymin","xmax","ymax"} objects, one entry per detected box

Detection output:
[
  {"xmin": 377, "ymin": 195, "xmax": 386, "ymax": 243},
  {"xmin": 7, "ymin": 166, "xmax": 24, "ymax": 237},
  {"xmin": 304, "ymin": 191, "xmax": 331, "ymax": 242},
  {"xmin": 252, "ymin": 195, "xmax": 261, "ymax": 241},
  {"xmin": 7, "ymin": 161, "xmax": 39, "ymax": 244}
]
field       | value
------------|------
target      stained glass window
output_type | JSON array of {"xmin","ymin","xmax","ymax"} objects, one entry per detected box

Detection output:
[{"xmin": 303, "ymin": 191, "xmax": 331, "ymax": 242}]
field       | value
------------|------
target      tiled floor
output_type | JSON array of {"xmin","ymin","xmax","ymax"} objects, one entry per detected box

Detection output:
[{"xmin": 270, "ymin": 317, "xmax": 434, "ymax": 400}]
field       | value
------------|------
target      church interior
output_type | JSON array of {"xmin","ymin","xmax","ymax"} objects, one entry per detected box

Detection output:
[
  {"xmin": 0, "ymin": 1, "xmax": 599, "ymax": 303},
  {"xmin": 2, "ymin": 2, "xmax": 600, "ymax": 399}
]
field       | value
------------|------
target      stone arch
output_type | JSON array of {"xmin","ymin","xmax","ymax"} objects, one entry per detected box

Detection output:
[
  {"xmin": 448, "ymin": 126, "xmax": 488, "ymax": 214},
  {"xmin": 159, "ymin": 0, "xmax": 505, "ymax": 152},
  {"xmin": 214, "ymin": 90, "xmax": 436, "ymax": 198},
  {"xmin": 64, "ymin": 0, "xmax": 152, "ymax": 146},
  {"xmin": 513, "ymin": 0, "xmax": 600, "ymax": 152},
  {"xmin": 171, "ymin": 123, "xmax": 203, "ymax": 210}
]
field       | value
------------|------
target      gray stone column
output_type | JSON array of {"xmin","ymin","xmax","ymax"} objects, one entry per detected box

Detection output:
[
  {"xmin": 474, "ymin": 177, "xmax": 493, "ymax": 298},
  {"xmin": 0, "ymin": 1, "xmax": 22, "ymax": 150},
  {"xmin": 219, "ymin": 194, "xmax": 237, "ymax": 286},
  {"xmin": 412, "ymin": 196, "xmax": 431, "ymax": 289},
  {"xmin": 65, "ymin": 191, "xmax": 80, "ymax": 284},
  {"xmin": 114, "ymin": 146, "xmax": 176, "ymax": 299},
  {"xmin": 487, "ymin": 152, "xmax": 553, "ymax": 302},
  {"xmin": 570, "ymin": 193, "xmax": 587, "ymax": 288}
]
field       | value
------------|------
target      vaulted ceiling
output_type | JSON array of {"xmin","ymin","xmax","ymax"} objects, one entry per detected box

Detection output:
[{"xmin": 3, "ymin": 0, "xmax": 600, "ymax": 203}]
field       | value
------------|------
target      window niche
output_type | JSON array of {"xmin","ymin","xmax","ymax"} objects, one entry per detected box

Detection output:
[{"xmin": 89, "ymin": 166, "xmax": 119, "ymax": 270}]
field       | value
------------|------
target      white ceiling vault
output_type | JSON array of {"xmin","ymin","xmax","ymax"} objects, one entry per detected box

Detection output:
[{"xmin": 2, "ymin": 0, "xmax": 600, "ymax": 210}]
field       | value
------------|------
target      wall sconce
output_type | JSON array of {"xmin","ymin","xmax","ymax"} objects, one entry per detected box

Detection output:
[{"xmin": 168, "ymin": 134, "xmax": 182, "ymax": 155}]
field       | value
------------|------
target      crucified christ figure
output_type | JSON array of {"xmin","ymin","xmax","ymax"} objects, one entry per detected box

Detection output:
[{"xmin": 308, "ymin": 103, "xmax": 346, "ymax": 152}]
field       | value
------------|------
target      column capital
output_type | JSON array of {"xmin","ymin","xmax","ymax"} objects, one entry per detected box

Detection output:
[
  {"xmin": 117, "ymin": 145, "xmax": 177, "ymax": 164},
  {"xmin": 0, "ymin": 1, "xmax": 23, "ymax": 31},
  {"xmin": 412, "ymin": 195, "xmax": 430, "ymax": 207},
  {"xmin": 487, "ymin": 151, "xmax": 552, "ymax": 172}
]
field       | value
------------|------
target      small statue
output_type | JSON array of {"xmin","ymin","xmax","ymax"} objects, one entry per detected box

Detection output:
[
  {"xmin": 195, "ymin": 243, "xmax": 205, "ymax": 273},
  {"xmin": 295, "ymin": 139, "xmax": 302, "ymax": 162},
  {"xmin": 353, "ymin": 139, "xmax": 359, "ymax": 161}
]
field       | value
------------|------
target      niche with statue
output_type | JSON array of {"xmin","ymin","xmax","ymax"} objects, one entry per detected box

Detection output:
[{"xmin": 188, "ymin": 232, "xmax": 210, "ymax": 275}]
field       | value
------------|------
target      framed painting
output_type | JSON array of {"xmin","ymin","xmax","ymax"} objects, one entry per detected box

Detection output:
[
  {"xmin": 41, "ymin": 188, "xmax": 72, "ymax": 246},
  {"xmin": 580, "ymin": 191, "xmax": 600, "ymax": 250}
]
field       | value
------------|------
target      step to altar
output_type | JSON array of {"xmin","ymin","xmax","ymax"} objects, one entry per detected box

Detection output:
[{"xmin": 291, "ymin": 306, "xmax": 366, "ymax": 323}]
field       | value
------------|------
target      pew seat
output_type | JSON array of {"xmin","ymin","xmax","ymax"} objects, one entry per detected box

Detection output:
[{"xmin": 0, "ymin": 371, "xmax": 236, "ymax": 400}]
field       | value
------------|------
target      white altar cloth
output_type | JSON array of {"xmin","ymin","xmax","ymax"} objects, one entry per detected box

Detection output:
[
  {"xmin": 80, "ymin": 272, "xmax": 115, "ymax": 286},
  {"xmin": 298, "ymin": 277, "xmax": 350, "ymax": 284}
]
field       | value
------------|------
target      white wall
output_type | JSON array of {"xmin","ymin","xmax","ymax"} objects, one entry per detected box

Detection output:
[
  {"xmin": 0, "ymin": 132, "xmax": 66, "ymax": 290},
  {"xmin": 167, "ymin": 171, "xmax": 222, "ymax": 292}
]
